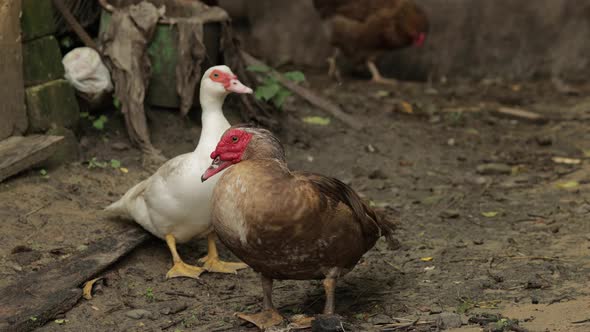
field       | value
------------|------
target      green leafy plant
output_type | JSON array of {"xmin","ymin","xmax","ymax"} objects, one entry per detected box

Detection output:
[
  {"xmin": 87, "ymin": 158, "xmax": 123, "ymax": 170},
  {"xmin": 145, "ymin": 287, "xmax": 155, "ymax": 302},
  {"xmin": 110, "ymin": 159, "xmax": 121, "ymax": 168},
  {"xmin": 113, "ymin": 96, "xmax": 121, "ymax": 110},
  {"xmin": 39, "ymin": 169, "xmax": 49, "ymax": 179},
  {"xmin": 246, "ymin": 65, "xmax": 306, "ymax": 109},
  {"xmin": 92, "ymin": 115, "xmax": 108, "ymax": 130},
  {"xmin": 80, "ymin": 112, "xmax": 109, "ymax": 131},
  {"xmin": 87, "ymin": 157, "xmax": 107, "ymax": 169}
]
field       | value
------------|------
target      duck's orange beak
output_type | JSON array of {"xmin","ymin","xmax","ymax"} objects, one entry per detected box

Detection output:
[{"xmin": 201, "ymin": 156, "xmax": 233, "ymax": 182}]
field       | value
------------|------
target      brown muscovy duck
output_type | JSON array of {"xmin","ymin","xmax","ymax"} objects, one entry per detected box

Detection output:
[{"xmin": 201, "ymin": 125, "xmax": 396, "ymax": 329}]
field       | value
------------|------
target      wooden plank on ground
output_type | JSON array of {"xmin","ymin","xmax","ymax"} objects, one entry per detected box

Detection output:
[
  {"xmin": 0, "ymin": 227, "xmax": 152, "ymax": 332},
  {"xmin": 0, "ymin": 135, "xmax": 64, "ymax": 182},
  {"xmin": 0, "ymin": 0, "xmax": 28, "ymax": 140}
]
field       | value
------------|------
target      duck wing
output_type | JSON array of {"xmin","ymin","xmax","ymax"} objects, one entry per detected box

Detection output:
[{"xmin": 294, "ymin": 171, "xmax": 396, "ymax": 248}]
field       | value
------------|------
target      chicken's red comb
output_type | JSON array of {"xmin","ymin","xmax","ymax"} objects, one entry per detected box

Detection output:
[{"xmin": 413, "ymin": 33, "xmax": 426, "ymax": 47}]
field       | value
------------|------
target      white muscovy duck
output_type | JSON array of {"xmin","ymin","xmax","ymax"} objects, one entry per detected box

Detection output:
[{"xmin": 105, "ymin": 65, "xmax": 252, "ymax": 279}]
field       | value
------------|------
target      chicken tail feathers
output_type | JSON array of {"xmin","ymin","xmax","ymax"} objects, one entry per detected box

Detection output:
[{"xmin": 372, "ymin": 208, "xmax": 400, "ymax": 250}]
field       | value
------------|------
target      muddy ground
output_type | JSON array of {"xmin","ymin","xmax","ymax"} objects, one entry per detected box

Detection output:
[{"xmin": 1, "ymin": 74, "xmax": 590, "ymax": 332}]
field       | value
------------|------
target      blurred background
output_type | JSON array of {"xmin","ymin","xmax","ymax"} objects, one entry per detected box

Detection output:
[{"xmin": 2, "ymin": 1, "xmax": 590, "ymax": 332}]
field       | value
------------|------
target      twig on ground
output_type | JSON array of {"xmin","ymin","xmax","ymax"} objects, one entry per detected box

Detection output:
[
  {"xmin": 160, "ymin": 317, "xmax": 184, "ymax": 330},
  {"xmin": 164, "ymin": 290, "xmax": 197, "ymax": 298},
  {"xmin": 240, "ymin": 51, "xmax": 363, "ymax": 130},
  {"xmin": 18, "ymin": 202, "xmax": 52, "ymax": 222},
  {"xmin": 380, "ymin": 318, "xmax": 434, "ymax": 331},
  {"xmin": 548, "ymin": 294, "xmax": 573, "ymax": 305}
]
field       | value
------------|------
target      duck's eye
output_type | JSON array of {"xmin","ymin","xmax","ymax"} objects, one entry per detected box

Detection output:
[
  {"xmin": 231, "ymin": 136, "xmax": 239, "ymax": 142},
  {"xmin": 213, "ymin": 73, "xmax": 219, "ymax": 78}
]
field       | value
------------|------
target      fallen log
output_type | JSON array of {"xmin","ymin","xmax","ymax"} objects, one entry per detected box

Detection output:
[
  {"xmin": 0, "ymin": 227, "xmax": 151, "ymax": 332},
  {"xmin": 0, "ymin": 135, "xmax": 64, "ymax": 183}
]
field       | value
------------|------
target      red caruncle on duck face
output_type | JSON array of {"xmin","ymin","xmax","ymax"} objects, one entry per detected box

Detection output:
[
  {"xmin": 201, "ymin": 129, "xmax": 253, "ymax": 182},
  {"xmin": 209, "ymin": 69, "xmax": 253, "ymax": 94}
]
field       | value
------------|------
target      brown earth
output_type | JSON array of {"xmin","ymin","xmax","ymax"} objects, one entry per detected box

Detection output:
[{"xmin": 1, "ymin": 74, "xmax": 590, "ymax": 331}]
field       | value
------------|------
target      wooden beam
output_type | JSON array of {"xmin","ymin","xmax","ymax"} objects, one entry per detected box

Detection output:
[
  {"xmin": 0, "ymin": 0, "xmax": 28, "ymax": 140},
  {"xmin": 0, "ymin": 135, "xmax": 65, "ymax": 182},
  {"xmin": 0, "ymin": 227, "xmax": 152, "ymax": 332}
]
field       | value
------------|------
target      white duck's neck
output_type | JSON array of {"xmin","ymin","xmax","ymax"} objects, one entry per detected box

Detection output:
[{"xmin": 194, "ymin": 92, "xmax": 231, "ymax": 156}]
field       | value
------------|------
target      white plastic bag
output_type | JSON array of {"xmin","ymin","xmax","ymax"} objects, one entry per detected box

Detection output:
[{"xmin": 62, "ymin": 47, "xmax": 113, "ymax": 99}]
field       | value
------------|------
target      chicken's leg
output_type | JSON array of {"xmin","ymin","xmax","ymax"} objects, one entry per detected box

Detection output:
[
  {"xmin": 327, "ymin": 49, "xmax": 342, "ymax": 83},
  {"xmin": 199, "ymin": 233, "xmax": 248, "ymax": 274},
  {"xmin": 237, "ymin": 275, "xmax": 284, "ymax": 329},
  {"xmin": 165, "ymin": 234, "xmax": 204, "ymax": 279},
  {"xmin": 367, "ymin": 60, "xmax": 398, "ymax": 86}
]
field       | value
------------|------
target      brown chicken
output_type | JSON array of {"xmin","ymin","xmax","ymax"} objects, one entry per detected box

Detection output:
[
  {"xmin": 313, "ymin": 0, "xmax": 429, "ymax": 85},
  {"xmin": 201, "ymin": 125, "xmax": 397, "ymax": 329}
]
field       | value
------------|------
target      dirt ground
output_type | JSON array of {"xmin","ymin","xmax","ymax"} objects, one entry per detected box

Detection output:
[{"xmin": 1, "ymin": 74, "xmax": 590, "ymax": 332}]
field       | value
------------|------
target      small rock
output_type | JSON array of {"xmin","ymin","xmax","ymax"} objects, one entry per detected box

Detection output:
[
  {"xmin": 312, "ymin": 315, "xmax": 344, "ymax": 332},
  {"xmin": 535, "ymin": 135, "xmax": 553, "ymax": 146},
  {"xmin": 365, "ymin": 144, "xmax": 378, "ymax": 153},
  {"xmin": 49, "ymin": 247, "xmax": 67, "ymax": 255},
  {"xmin": 295, "ymin": 141, "xmax": 310, "ymax": 150},
  {"xmin": 10, "ymin": 262, "xmax": 23, "ymax": 272},
  {"xmin": 447, "ymin": 138, "xmax": 456, "ymax": 146},
  {"xmin": 467, "ymin": 175, "xmax": 489, "ymax": 185},
  {"xmin": 473, "ymin": 239, "xmax": 484, "ymax": 245},
  {"xmin": 481, "ymin": 280, "xmax": 493, "ymax": 289},
  {"xmin": 368, "ymin": 169, "xmax": 388, "ymax": 180},
  {"xmin": 455, "ymin": 240, "xmax": 468, "ymax": 248},
  {"xmin": 368, "ymin": 314, "xmax": 392, "ymax": 325},
  {"xmin": 125, "ymin": 309, "xmax": 153, "ymax": 320},
  {"xmin": 425, "ymin": 87, "xmax": 439, "ymax": 95},
  {"xmin": 525, "ymin": 278, "xmax": 544, "ymax": 289},
  {"xmin": 11, "ymin": 245, "xmax": 32, "ymax": 254},
  {"xmin": 12, "ymin": 250, "xmax": 42, "ymax": 266},
  {"xmin": 476, "ymin": 163, "xmax": 512, "ymax": 175},
  {"xmin": 440, "ymin": 209, "xmax": 460, "ymax": 219},
  {"xmin": 112, "ymin": 142, "xmax": 130, "ymax": 151},
  {"xmin": 76, "ymin": 244, "xmax": 88, "ymax": 252},
  {"xmin": 79, "ymin": 136, "xmax": 89, "ymax": 149},
  {"xmin": 573, "ymin": 204, "xmax": 590, "ymax": 215},
  {"xmin": 160, "ymin": 302, "xmax": 188, "ymax": 315},
  {"xmin": 531, "ymin": 297, "xmax": 539, "ymax": 304},
  {"xmin": 435, "ymin": 312, "xmax": 463, "ymax": 329}
]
